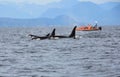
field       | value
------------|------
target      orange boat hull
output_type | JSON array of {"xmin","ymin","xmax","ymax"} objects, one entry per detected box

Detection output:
[{"xmin": 76, "ymin": 26, "xmax": 101, "ymax": 31}]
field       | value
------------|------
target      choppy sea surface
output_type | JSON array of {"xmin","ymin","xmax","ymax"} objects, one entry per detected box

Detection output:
[{"xmin": 0, "ymin": 26, "xmax": 120, "ymax": 77}]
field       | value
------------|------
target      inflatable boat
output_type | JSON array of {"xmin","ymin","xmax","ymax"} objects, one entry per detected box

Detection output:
[{"xmin": 76, "ymin": 24, "xmax": 102, "ymax": 31}]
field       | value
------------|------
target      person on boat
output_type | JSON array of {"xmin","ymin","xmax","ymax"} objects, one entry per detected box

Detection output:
[{"xmin": 94, "ymin": 23, "xmax": 97, "ymax": 28}]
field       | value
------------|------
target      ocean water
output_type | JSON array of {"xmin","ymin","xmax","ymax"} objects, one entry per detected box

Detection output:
[{"xmin": 0, "ymin": 26, "xmax": 120, "ymax": 77}]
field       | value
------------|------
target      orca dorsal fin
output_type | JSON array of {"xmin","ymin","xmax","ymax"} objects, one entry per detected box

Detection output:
[
  {"xmin": 69, "ymin": 26, "xmax": 77, "ymax": 38},
  {"xmin": 50, "ymin": 28, "xmax": 56, "ymax": 37},
  {"xmin": 46, "ymin": 33, "xmax": 50, "ymax": 37}
]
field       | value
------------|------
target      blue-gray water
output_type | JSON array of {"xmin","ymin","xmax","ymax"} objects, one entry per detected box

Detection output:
[{"xmin": 0, "ymin": 26, "xmax": 120, "ymax": 77}]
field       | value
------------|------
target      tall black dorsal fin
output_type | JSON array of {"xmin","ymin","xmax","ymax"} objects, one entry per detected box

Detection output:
[
  {"xmin": 50, "ymin": 28, "xmax": 56, "ymax": 37},
  {"xmin": 69, "ymin": 26, "xmax": 77, "ymax": 38}
]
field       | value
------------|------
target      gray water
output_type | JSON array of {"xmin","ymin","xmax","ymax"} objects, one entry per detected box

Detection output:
[{"xmin": 0, "ymin": 26, "xmax": 120, "ymax": 77}]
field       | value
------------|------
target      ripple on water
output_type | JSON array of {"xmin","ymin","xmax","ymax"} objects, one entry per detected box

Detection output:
[{"xmin": 0, "ymin": 26, "xmax": 120, "ymax": 77}]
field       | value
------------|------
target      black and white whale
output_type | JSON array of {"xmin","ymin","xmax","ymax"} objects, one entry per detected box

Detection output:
[
  {"xmin": 28, "ymin": 26, "xmax": 77, "ymax": 40},
  {"xmin": 28, "ymin": 28, "xmax": 56, "ymax": 40},
  {"xmin": 50, "ymin": 26, "xmax": 77, "ymax": 39},
  {"xmin": 28, "ymin": 33, "xmax": 50, "ymax": 40}
]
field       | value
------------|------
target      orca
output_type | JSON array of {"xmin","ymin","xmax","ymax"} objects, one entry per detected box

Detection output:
[
  {"xmin": 28, "ymin": 26, "xmax": 77, "ymax": 40},
  {"xmin": 28, "ymin": 33, "xmax": 50, "ymax": 40},
  {"xmin": 50, "ymin": 26, "xmax": 77, "ymax": 39},
  {"xmin": 28, "ymin": 28, "xmax": 56, "ymax": 40}
]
